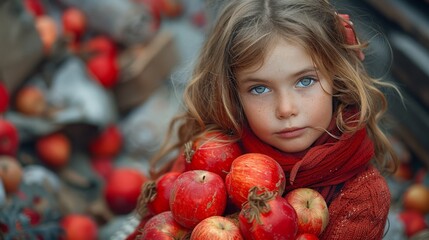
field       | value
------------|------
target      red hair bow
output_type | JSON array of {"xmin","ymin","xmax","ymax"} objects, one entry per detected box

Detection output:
[{"xmin": 338, "ymin": 13, "xmax": 365, "ymax": 61}]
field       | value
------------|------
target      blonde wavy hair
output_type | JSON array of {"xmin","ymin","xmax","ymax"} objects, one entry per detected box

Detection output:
[{"xmin": 150, "ymin": 0, "xmax": 399, "ymax": 177}]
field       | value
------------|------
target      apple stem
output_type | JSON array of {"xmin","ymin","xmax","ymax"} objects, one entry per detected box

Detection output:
[
  {"xmin": 242, "ymin": 186, "xmax": 276, "ymax": 224},
  {"xmin": 136, "ymin": 181, "xmax": 156, "ymax": 218},
  {"xmin": 184, "ymin": 141, "xmax": 195, "ymax": 163}
]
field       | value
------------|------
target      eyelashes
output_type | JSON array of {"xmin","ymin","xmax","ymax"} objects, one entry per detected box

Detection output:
[
  {"xmin": 247, "ymin": 76, "xmax": 318, "ymax": 95},
  {"xmin": 250, "ymin": 85, "xmax": 270, "ymax": 95}
]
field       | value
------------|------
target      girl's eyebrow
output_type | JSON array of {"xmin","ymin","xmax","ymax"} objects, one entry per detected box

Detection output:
[
  {"xmin": 238, "ymin": 76, "xmax": 266, "ymax": 84},
  {"xmin": 291, "ymin": 67, "xmax": 319, "ymax": 78},
  {"xmin": 238, "ymin": 66, "xmax": 319, "ymax": 84}
]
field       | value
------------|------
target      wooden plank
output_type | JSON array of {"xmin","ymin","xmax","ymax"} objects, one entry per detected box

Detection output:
[
  {"xmin": 364, "ymin": 0, "xmax": 429, "ymax": 49},
  {"xmin": 389, "ymin": 31, "xmax": 429, "ymax": 110}
]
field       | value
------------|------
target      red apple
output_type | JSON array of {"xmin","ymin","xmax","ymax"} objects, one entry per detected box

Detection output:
[
  {"xmin": 169, "ymin": 170, "xmax": 227, "ymax": 229},
  {"xmin": 284, "ymin": 188, "xmax": 329, "ymax": 236},
  {"xmin": 61, "ymin": 214, "xmax": 98, "ymax": 240},
  {"xmin": 23, "ymin": 0, "xmax": 45, "ymax": 17},
  {"xmin": 190, "ymin": 215, "xmax": 243, "ymax": 240},
  {"xmin": 184, "ymin": 131, "xmax": 242, "ymax": 179},
  {"xmin": 35, "ymin": 15, "xmax": 58, "ymax": 55},
  {"xmin": 0, "ymin": 83, "xmax": 9, "ymax": 113},
  {"xmin": 139, "ymin": 171, "xmax": 181, "ymax": 217},
  {"xmin": 90, "ymin": 157, "xmax": 114, "ymax": 181},
  {"xmin": 190, "ymin": 10, "xmax": 206, "ymax": 28},
  {"xmin": 104, "ymin": 168, "xmax": 147, "ymax": 215},
  {"xmin": 13, "ymin": 207, "xmax": 43, "ymax": 238},
  {"xmin": 415, "ymin": 168, "xmax": 429, "ymax": 186},
  {"xmin": 62, "ymin": 7, "xmax": 87, "ymax": 41},
  {"xmin": 0, "ymin": 156, "xmax": 23, "ymax": 194},
  {"xmin": 170, "ymin": 150, "xmax": 186, "ymax": 173},
  {"xmin": 88, "ymin": 124, "xmax": 123, "ymax": 158},
  {"xmin": 86, "ymin": 54, "xmax": 119, "ymax": 89},
  {"xmin": 83, "ymin": 36, "xmax": 118, "ymax": 57},
  {"xmin": 159, "ymin": 0, "xmax": 183, "ymax": 18},
  {"xmin": 239, "ymin": 187, "xmax": 298, "ymax": 240},
  {"xmin": 36, "ymin": 133, "xmax": 71, "ymax": 169},
  {"xmin": 225, "ymin": 153, "xmax": 286, "ymax": 208},
  {"xmin": 296, "ymin": 233, "xmax": 319, "ymax": 240},
  {"xmin": 398, "ymin": 210, "xmax": 428, "ymax": 238},
  {"xmin": 0, "ymin": 119, "xmax": 19, "ymax": 156},
  {"xmin": 20, "ymin": 208, "xmax": 42, "ymax": 226},
  {"xmin": 403, "ymin": 184, "xmax": 429, "ymax": 214},
  {"xmin": 141, "ymin": 211, "xmax": 190, "ymax": 239},
  {"xmin": 393, "ymin": 162, "xmax": 413, "ymax": 181},
  {"xmin": 14, "ymin": 86, "xmax": 46, "ymax": 117}
]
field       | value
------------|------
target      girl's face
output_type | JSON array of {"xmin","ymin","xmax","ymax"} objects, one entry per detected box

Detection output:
[{"xmin": 236, "ymin": 39, "xmax": 333, "ymax": 153}]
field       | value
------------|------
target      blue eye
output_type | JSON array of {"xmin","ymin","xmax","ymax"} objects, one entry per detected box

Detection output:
[
  {"xmin": 296, "ymin": 77, "xmax": 316, "ymax": 88},
  {"xmin": 250, "ymin": 86, "xmax": 270, "ymax": 95}
]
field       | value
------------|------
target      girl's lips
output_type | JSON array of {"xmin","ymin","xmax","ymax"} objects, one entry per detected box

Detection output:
[{"xmin": 275, "ymin": 127, "xmax": 305, "ymax": 138}]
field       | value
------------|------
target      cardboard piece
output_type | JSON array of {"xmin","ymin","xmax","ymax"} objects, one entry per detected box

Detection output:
[{"xmin": 113, "ymin": 31, "xmax": 179, "ymax": 113}]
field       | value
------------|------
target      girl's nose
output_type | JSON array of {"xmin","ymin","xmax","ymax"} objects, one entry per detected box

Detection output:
[{"xmin": 275, "ymin": 93, "xmax": 297, "ymax": 119}]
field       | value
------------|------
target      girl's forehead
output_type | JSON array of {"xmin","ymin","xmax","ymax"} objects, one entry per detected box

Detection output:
[
  {"xmin": 235, "ymin": 38, "xmax": 314, "ymax": 73},
  {"xmin": 234, "ymin": 40, "xmax": 333, "ymax": 85}
]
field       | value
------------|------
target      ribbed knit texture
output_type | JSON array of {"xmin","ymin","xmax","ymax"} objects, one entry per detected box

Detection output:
[{"xmin": 319, "ymin": 166, "xmax": 390, "ymax": 240}]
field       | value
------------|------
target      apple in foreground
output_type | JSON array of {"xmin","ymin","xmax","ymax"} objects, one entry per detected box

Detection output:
[
  {"xmin": 169, "ymin": 170, "xmax": 227, "ymax": 229},
  {"xmin": 296, "ymin": 233, "xmax": 319, "ymax": 240},
  {"xmin": 141, "ymin": 211, "xmax": 190, "ymax": 239},
  {"xmin": 184, "ymin": 131, "xmax": 242, "ymax": 179},
  {"xmin": 225, "ymin": 153, "xmax": 286, "ymax": 208},
  {"xmin": 190, "ymin": 215, "xmax": 243, "ymax": 240},
  {"xmin": 284, "ymin": 188, "xmax": 329, "ymax": 236}
]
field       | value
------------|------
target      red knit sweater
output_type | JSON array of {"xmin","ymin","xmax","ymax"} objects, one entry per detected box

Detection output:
[{"xmin": 319, "ymin": 165, "xmax": 390, "ymax": 240}]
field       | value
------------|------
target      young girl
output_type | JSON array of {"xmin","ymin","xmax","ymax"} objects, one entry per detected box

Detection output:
[{"xmin": 147, "ymin": 0, "xmax": 399, "ymax": 239}]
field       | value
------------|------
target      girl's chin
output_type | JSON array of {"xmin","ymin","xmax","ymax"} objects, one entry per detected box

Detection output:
[{"xmin": 271, "ymin": 142, "xmax": 311, "ymax": 154}]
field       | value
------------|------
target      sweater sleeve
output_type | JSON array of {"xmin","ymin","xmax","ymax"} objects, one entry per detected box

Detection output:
[{"xmin": 319, "ymin": 166, "xmax": 391, "ymax": 240}]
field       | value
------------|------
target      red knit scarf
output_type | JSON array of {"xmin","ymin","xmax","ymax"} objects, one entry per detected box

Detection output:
[{"xmin": 240, "ymin": 115, "xmax": 374, "ymax": 201}]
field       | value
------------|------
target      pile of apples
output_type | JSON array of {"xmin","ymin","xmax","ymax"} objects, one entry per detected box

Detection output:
[{"xmin": 132, "ymin": 131, "xmax": 329, "ymax": 240}]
